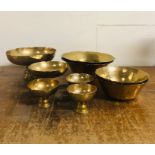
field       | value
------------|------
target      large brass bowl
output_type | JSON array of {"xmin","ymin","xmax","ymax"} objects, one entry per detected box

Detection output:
[
  {"xmin": 67, "ymin": 84, "xmax": 97, "ymax": 114},
  {"xmin": 95, "ymin": 66, "xmax": 149, "ymax": 101},
  {"xmin": 62, "ymin": 51, "xmax": 114, "ymax": 74},
  {"xmin": 27, "ymin": 78, "xmax": 59, "ymax": 108},
  {"xmin": 66, "ymin": 73, "xmax": 94, "ymax": 84},
  {"xmin": 6, "ymin": 47, "xmax": 56, "ymax": 66},
  {"xmin": 28, "ymin": 61, "xmax": 68, "ymax": 78}
]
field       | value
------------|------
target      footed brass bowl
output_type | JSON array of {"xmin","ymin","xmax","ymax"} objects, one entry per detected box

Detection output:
[
  {"xmin": 6, "ymin": 47, "xmax": 56, "ymax": 66},
  {"xmin": 27, "ymin": 78, "xmax": 59, "ymax": 108},
  {"xmin": 67, "ymin": 84, "xmax": 97, "ymax": 114},
  {"xmin": 95, "ymin": 66, "xmax": 149, "ymax": 101},
  {"xmin": 66, "ymin": 73, "xmax": 94, "ymax": 84},
  {"xmin": 62, "ymin": 51, "xmax": 114, "ymax": 74},
  {"xmin": 28, "ymin": 61, "xmax": 68, "ymax": 78}
]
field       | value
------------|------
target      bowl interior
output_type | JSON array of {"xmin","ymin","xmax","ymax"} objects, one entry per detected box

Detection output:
[
  {"xmin": 66, "ymin": 73, "xmax": 94, "ymax": 83},
  {"xmin": 62, "ymin": 51, "xmax": 114, "ymax": 64},
  {"xmin": 27, "ymin": 78, "xmax": 59, "ymax": 93},
  {"xmin": 67, "ymin": 84, "xmax": 97, "ymax": 95},
  {"xmin": 6, "ymin": 47, "xmax": 56, "ymax": 57},
  {"xmin": 28, "ymin": 61, "xmax": 68, "ymax": 73},
  {"xmin": 96, "ymin": 66, "xmax": 149, "ymax": 84}
]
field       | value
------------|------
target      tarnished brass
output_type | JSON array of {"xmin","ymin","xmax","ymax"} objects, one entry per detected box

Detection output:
[
  {"xmin": 95, "ymin": 66, "xmax": 149, "ymax": 101},
  {"xmin": 6, "ymin": 47, "xmax": 56, "ymax": 66},
  {"xmin": 66, "ymin": 73, "xmax": 94, "ymax": 84},
  {"xmin": 28, "ymin": 61, "xmax": 68, "ymax": 78},
  {"xmin": 27, "ymin": 78, "xmax": 59, "ymax": 108},
  {"xmin": 67, "ymin": 84, "xmax": 97, "ymax": 114},
  {"xmin": 62, "ymin": 51, "xmax": 114, "ymax": 74}
]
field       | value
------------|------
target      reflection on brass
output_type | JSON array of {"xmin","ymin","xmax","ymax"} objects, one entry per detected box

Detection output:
[
  {"xmin": 27, "ymin": 78, "xmax": 59, "ymax": 108},
  {"xmin": 95, "ymin": 66, "xmax": 149, "ymax": 100},
  {"xmin": 62, "ymin": 51, "xmax": 114, "ymax": 74},
  {"xmin": 6, "ymin": 47, "xmax": 56, "ymax": 66},
  {"xmin": 67, "ymin": 84, "xmax": 97, "ymax": 114},
  {"xmin": 66, "ymin": 73, "xmax": 94, "ymax": 84},
  {"xmin": 28, "ymin": 61, "xmax": 68, "ymax": 78}
]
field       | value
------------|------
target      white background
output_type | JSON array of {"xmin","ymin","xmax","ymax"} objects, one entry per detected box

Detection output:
[{"xmin": 1, "ymin": 11, "xmax": 155, "ymax": 66}]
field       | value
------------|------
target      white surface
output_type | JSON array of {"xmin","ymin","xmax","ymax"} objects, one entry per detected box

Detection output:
[{"xmin": 1, "ymin": 11, "xmax": 155, "ymax": 66}]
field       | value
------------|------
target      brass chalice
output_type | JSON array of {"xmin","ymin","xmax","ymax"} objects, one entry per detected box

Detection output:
[
  {"xmin": 62, "ymin": 51, "xmax": 114, "ymax": 74},
  {"xmin": 95, "ymin": 66, "xmax": 149, "ymax": 101},
  {"xmin": 27, "ymin": 78, "xmax": 59, "ymax": 108},
  {"xmin": 66, "ymin": 73, "xmax": 94, "ymax": 84},
  {"xmin": 28, "ymin": 61, "xmax": 68, "ymax": 78},
  {"xmin": 6, "ymin": 47, "xmax": 56, "ymax": 81},
  {"xmin": 67, "ymin": 84, "xmax": 97, "ymax": 114}
]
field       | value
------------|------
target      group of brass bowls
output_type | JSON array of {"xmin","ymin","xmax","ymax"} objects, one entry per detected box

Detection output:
[{"xmin": 6, "ymin": 48, "xmax": 149, "ymax": 114}]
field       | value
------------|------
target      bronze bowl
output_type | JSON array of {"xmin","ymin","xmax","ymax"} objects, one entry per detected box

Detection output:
[
  {"xmin": 6, "ymin": 47, "xmax": 56, "ymax": 66},
  {"xmin": 62, "ymin": 51, "xmax": 114, "ymax": 74},
  {"xmin": 27, "ymin": 78, "xmax": 59, "ymax": 108},
  {"xmin": 28, "ymin": 61, "xmax": 68, "ymax": 78},
  {"xmin": 66, "ymin": 73, "xmax": 94, "ymax": 84},
  {"xmin": 95, "ymin": 66, "xmax": 149, "ymax": 101},
  {"xmin": 67, "ymin": 84, "xmax": 97, "ymax": 114}
]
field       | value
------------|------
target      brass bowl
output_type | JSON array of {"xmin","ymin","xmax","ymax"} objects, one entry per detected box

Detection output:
[
  {"xmin": 67, "ymin": 84, "xmax": 97, "ymax": 114},
  {"xmin": 6, "ymin": 47, "xmax": 56, "ymax": 66},
  {"xmin": 27, "ymin": 78, "xmax": 59, "ymax": 108},
  {"xmin": 66, "ymin": 73, "xmax": 94, "ymax": 84},
  {"xmin": 62, "ymin": 51, "xmax": 114, "ymax": 74},
  {"xmin": 95, "ymin": 66, "xmax": 149, "ymax": 101},
  {"xmin": 28, "ymin": 61, "xmax": 68, "ymax": 78}
]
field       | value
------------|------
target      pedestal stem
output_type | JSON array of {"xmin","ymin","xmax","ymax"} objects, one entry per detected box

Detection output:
[{"xmin": 76, "ymin": 102, "xmax": 88, "ymax": 114}]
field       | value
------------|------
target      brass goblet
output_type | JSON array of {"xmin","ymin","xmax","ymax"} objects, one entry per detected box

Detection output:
[
  {"xmin": 28, "ymin": 61, "xmax": 68, "ymax": 79},
  {"xmin": 67, "ymin": 84, "xmax": 97, "ymax": 114},
  {"xmin": 6, "ymin": 47, "xmax": 56, "ymax": 81},
  {"xmin": 62, "ymin": 51, "xmax": 114, "ymax": 74},
  {"xmin": 27, "ymin": 78, "xmax": 59, "ymax": 108},
  {"xmin": 95, "ymin": 66, "xmax": 149, "ymax": 101},
  {"xmin": 66, "ymin": 73, "xmax": 94, "ymax": 84}
]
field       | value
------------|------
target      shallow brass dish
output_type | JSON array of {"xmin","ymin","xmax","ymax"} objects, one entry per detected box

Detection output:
[
  {"xmin": 6, "ymin": 47, "xmax": 56, "ymax": 66},
  {"xmin": 66, "ymin": 73, "xmax": 94, "ymax": 84},
  {"xmin": 62, "ymin": 51, "xmax": 114, "ymax": 74},
  {"xmin": 67, "ymin": 84, "xmax": 97, "ymax": 114},
  {"xmin": 95, "ymin": 66, "xmax": 149, "ymax": 101},
  {"xmin": 28, "ymin": 61, "xmax": 68, "ymax": 78},
  {"xmin": 27, "ymin": 78, "xmax": 59, "ymax": 108}
]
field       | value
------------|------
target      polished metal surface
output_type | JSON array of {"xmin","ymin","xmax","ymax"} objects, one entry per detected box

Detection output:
[
  {"xmin": 28, "ymin": 61, "xmax": 68, "ymax": 78},
  {"xmin": 67, "ymin": 84, "xmax": 97, "ymax": 114},
  {"xmin": 62, "ymin": 51, "xmax": 114, "ymax": 74},
  {"xmin": 95, "ymin": 66, "xmax": 149, "ymax": 100},
  {"xmin": 66, "ymin": 73, "xmax": 94, "ymax": 84},
  {"xmin": 6, "ymin": 47, "xmax": 56, "ymax": 66},
  {"xmin": 27, "ymin": 78, "xmax": 59, "ymax": 108}
]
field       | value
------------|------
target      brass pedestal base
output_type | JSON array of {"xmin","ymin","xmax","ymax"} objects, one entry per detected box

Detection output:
[
  {"xmin": 38, "ymin": 98, "xmax": 50, "ymax": 109},
  {"xmin": 76, "ymin": 102, "xmax": 88, "ymax": 114}
]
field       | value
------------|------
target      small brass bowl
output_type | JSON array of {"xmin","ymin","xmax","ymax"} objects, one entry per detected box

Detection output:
[
  {"xmin": 6, "ymin": 47, "xmax": 56, "ymax": 66},
  {"xmin": 62, "ymin": 51, "xmax": 114, "ymax": 74},
  {"xmin": 27, "ymin": 78, "xmax": 59, "ymax": 108},
  {"xmin": 95, "ymin": 66, "xmax": 149, "ymax": 101},
  {"xmin": 28, "ymin": 61, "xmax": 68, "ymax": 78},
  {"xmin": 66, "ymin": 73, "xmax": 94, "ymax": 84},
  {"xmin": 67, "ymin": 84, "xmax": 97, "ymax": 114}
]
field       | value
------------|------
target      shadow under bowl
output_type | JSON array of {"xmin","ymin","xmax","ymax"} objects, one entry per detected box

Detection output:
[
  {"xmin": 62, "ymin": 51, "xmax": 114, "ymax": 74},
  {"xmin": 6, "ymin": 47, "xmax": 56, "ymax": 66},
  {"xmin": 95, "ymin": 66, "xmax": 149, "ymax": 101}
]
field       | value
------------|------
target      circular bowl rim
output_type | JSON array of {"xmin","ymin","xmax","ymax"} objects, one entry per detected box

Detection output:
[
  {"xmin": 66, "ymin": 73, "xmax": 94, "ymax": 83},
  {"xmin": 6, "ymin": 47, "xmax": 56, "ymax": 57},
  {"xmin": 67, "ymin": 83, "xmax": 97, "ymax": 95},
  {"xmin": 62, "ymin": 51, "xmax": 115, "ymax": 64},
  {"xmin": 95, "ymin": 66, "xmax": 149, "ymax": 85}
]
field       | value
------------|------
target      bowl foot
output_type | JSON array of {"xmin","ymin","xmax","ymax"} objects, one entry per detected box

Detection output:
[{"xmin": 76, "ymin": 102, "xmax": 88, "ymax": 114}]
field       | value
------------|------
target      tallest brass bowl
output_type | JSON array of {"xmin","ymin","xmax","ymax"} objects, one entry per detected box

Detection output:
[
  {"xmin": 62, "ymin": 51, "xmax": 114, "ymax": 74},
  {"xmin": 6, "ymin": 47, "xmax": 56, "ymax": 66}
]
